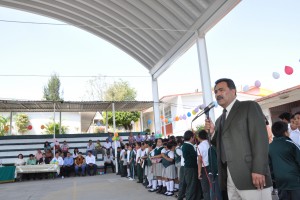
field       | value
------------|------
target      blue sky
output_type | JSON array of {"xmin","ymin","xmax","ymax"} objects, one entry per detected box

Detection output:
[{"xmin": 0, "ymin": 0, "xmax": 299, "ymax": 103}]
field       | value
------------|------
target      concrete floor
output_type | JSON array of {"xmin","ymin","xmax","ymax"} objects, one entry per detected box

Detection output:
[{"xmin": 0, "ymin": 174, "xmax": 172, "ymax": 200}]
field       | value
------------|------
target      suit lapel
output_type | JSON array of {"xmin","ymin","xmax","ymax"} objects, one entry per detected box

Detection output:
[{"xmin": 223, "ymin": 100, "xmax": 240, "ymax": 133}]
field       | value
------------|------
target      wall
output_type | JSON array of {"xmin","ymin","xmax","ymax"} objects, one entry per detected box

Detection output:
[{"xmin": 0, "ymin": 112, "xmax": 81, "ymax": 135}]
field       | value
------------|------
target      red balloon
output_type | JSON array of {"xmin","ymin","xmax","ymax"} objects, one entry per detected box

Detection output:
[
  {"xmin": 285, "ymin": 66, "xmax": 293, "ymax": 75},
  {"xmin": 27, "ymin": 125, "xmax": 32, "ymax": 130},
  {"xmin": 41, "ymin": 125, "xmax": 45, "ymax": 129}
]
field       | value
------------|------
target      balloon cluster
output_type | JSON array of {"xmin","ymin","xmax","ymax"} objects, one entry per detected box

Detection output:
[
  {"xmin": 243, "ymin": 65, "xmax": 296, "ymax": 92},
  {"xmin": 160, "ymin": 102, "xmax": 216, "ymax": 123},
  {"xmin": 112, "ymin": 132, "xmax": 120, "ymax": 141}
]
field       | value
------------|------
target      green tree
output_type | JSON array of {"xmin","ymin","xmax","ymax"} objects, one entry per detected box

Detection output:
[
  {"xmin": 103, "ymin": 80, "xmax": 140, "ymax": 130},
  {"xmin": 0, "ymin": 116, "xmax": 10, "ymax": 136},
  {"xmin": 103, "ymin": 111, "xmax": 140, "ymax": 130},
  {"xmin": 104, "ymin": 80, "xmax": 136, "ymax": 101},
  {"xmin": 15, "ymin": 113, "xmax": 29, "ymax": 134},
  {"xmin": 44, "ymin": 121, "xmax": 68, "ymax": 134},
  {"xmin": 43, "ymin": 73, "xmax": 63, "ymax": 101},
  {"xmin": 83, "ymin": 75, "xmax": 108, "ymax": 100}
]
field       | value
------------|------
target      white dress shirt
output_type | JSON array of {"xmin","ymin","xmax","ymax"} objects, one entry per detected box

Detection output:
[
  {"xmin": 103, "ymin": 142, "xmax": 112, "ymax": 149},
  {"xmin": 289, "ymin": 128, "xmax": 300, "ymax": 146},
  {"xmin": 85, "ymin": 155, "xmax": 96, "ymax": 165},
  {"xmin": 197, "ymin": 140, "xmax": 210, "ymax": 167},
  {"xmin": 51, "ymin": 156, "xmax": 64, "ymax": 166}
]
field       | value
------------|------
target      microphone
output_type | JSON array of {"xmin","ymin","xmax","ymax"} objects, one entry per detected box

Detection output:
[{"xmin": 192, "ymin": 102, "xmax": 216, "ymax": 122}]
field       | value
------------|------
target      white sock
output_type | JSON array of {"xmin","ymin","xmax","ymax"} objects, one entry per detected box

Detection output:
[
  {"xmin": 147, "ymin": 178, "xmax": 152, "ymax": 186},
  {"xmin": 127, "ymin": 168, "xmax": 130, "ymax": 176},
  {"xmin": 166, "ymin": 181, "xmax": 170, "ymax": 192},
  {"xmin": 162, "ymin": 180, "xmax": 166, "ymax": 187},
  {"xmin": 152, "ymin": 180, "xmax": 157, "ymax": 189},
  {"xmin": 158, "ymin": 180, "xmax": 162, "ymax": 186},
  {"xmin": 175, "ymin": 183, "xmax": 179, "ymax": 189},
  {"xmin": 169, "ymin": 180, "xmax": 174, "ymax": 192}
]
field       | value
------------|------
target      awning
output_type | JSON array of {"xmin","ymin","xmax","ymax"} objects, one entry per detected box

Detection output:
[{"xmin": 0, "ymin": 100, "xmax": 154, "ymax": 112}]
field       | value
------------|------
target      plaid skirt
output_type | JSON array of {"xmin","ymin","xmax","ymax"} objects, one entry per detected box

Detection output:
[
  {"xmin": 153, "ymin": 163, "xmax": 162, "ymax": 176},
  {"xmin": 164, "ymin": 164, "xmax": 176, "ymax": 179}
]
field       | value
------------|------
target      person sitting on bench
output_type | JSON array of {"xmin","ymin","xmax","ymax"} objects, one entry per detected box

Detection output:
[
  {"xmin": 74, "ymin": 152, "xmax": 86, "ymax": 176},
  {"xmin": 104, "ymin": 154, "xmax": 115, "ymax": 174},
  {"xmin": 86, "ymin": 150, "xmax": 97, "ymax": 176}
]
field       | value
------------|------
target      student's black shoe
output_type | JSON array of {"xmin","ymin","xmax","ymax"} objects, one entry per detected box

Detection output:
[
  {"xmin": 166, "ymin": 192, "xmax": 174, "ymax": 196},
  {"xmin": 173, "ymin": 188, "xmax": 179, "ymax": 192},
  {"xmin": 160, "ymin": 186, "xmax": 167, "ymax": 194},
  {"xmin": 156, "ymin": 185, "xmax": 162, "ymax": 193},
  {"xmin": 148, "ymin": 188, "xmax": 157, "ymax": 192},
  {"xmin": 137, "ymin": 181, "xmax": 143, "ymax": 183}
]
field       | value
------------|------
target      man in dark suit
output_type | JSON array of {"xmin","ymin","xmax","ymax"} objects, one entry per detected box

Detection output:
[{"xmin": 205, "ymin": 78, "xmax": 272, "ymax": 200}]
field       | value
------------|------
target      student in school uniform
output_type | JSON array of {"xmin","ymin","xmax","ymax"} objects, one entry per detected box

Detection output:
[
  {"xmin": 140, "ymin": 141, "xmax": 149, "ymax": 186},
  {"xmin": 179, "ymin": 130, "xmax": 199, "ymax": 200},
  {"xmin": 161, "ymin": 141, "xmax": 177, "ymax": 196},
  {"xmin": 197, "ymin": 130, "xmax": 211, "ymax": 200},
  {"xmin": 128, "ymin": 144, "xmax": 136, "ymax": 181},
  {"xmin": 269, "ymin": 121, "xmax": 300, "ymax": 200},
  {"xmin": 149, "ymin": 138, "xmax": 164, "ymax": 192},
  {"xmin": 159, "ymin": 140, "xmax": 169, "ymax": 194},
  {"xmin": 126, "ymin": 143, "xmax": 131, "ymax": 178},
  {"xmin": 135, "ymin": 142, "xmax": 143, "ymax": 183},
  {"xmin": 174, "ymin": 137, "xmax": 183, "ymax": 193},
  {"xmin": 120, "ymin": 143, "xmax": 128, "ymax": 177},
  {"xmin": 145, "ymin": 143, "xmax": 155, "ymax": 189}
]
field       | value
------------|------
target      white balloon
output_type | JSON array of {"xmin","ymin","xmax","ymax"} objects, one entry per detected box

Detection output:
[
  {"xmin": 272, "ymin": 72, "xmax": 280, "ymax": 79},
  {"xmin": 243, "ymin": 85, "xmax": 250, "ymax": 92}
]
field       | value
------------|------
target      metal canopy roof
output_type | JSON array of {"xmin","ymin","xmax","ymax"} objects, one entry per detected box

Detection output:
[
  {"xmin": 0, "ymin": 100, "xmax": 154, "ymax": 112},
  {"xmin": 0, "ymin": 0, "xmax": 240, "ymax": 78}
]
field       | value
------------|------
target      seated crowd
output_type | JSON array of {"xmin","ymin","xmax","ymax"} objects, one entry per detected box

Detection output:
[{"xmin": 14, "ymin": 137, "xmax": 124, "ymax": 180}]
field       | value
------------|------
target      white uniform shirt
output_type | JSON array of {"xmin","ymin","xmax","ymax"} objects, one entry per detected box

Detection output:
[
  {"xmin": 127, "ymin": 149, "xmax": 131, "ymax": 162},
  {"xmin": 136, "ymin": 148, "xmax": 141, "ymax": 163},
  {"xmin": 166, "ymin": 150, "xmax": 175, "ymax": 159},
  {"xmin": 51, "ymin": 156, "xmax": 64, "ymax": 166},
  {"xmin": 197, "ymin": 140, "xmax": 210, "ymax": 167},
  {"xmin": 103, "ymin": 142, "xmax": 112, "ymax": 149},
  {"xmin": 161, "ymin": 148, "xmax": 167, "ymax": 154},
  {"xmin": 120, "ymin": 149, "xmax": 125, "ymax": 159},
  {"xmin": 104, "ymin": 155, "xmax": 114, "ymax": 163},
  {"xmin": 289, "ymin": 128, "xmax": 300, "ymax": 146},
  {"xmin": 85, "ymin": 155, "xmax": 96, "ymax": 165},
  {"xmin": 112, "ymin": 141, "xmax": 121, "ymax": 149},
  {"xmin": 176, "ymin": 147, "xmax": 185, "ymax": 166}
]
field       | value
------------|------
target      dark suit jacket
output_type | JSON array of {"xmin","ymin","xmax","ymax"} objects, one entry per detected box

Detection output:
[{"xmin": 212, "ymin": 100, "xmax": 272, "ymax": 190}]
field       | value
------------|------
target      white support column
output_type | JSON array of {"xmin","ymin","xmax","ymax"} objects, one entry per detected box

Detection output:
[
  {"xmin": 140, "ymin": 111, "xmax": 144, "ymax": 132},
  {"xmin": 162, "ymin": 103, "xmax": 167, "ymax": 138},
  {"xmin": 152, "ymin": 77, "xmax": 161, "ymax": 134},
  {"xmin": 112, "ymin": 103, "xmax": 118, "ymax": 173},
  {"xmin": 196, "ymin": 33, "xmax": 215, "ymax": 122},
  {"xmin": 53, "ymin": 102, "xmax": 56, "ymax": 156}
]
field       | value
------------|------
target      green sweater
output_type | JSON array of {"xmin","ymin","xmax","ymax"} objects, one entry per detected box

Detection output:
[
  {"xmin": 182, "ymin": 142, "xmax": 197, "ymax": 168},
  {"xmin": 269, "ymin": 137, "xmax": 300, "ymax": 190}
]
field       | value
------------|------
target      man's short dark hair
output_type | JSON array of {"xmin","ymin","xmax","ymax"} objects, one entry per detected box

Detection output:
[
  {"xmin": 278, "ymin": 112, "xmax": 291, "ymax": 122},
  {"xmin": 214, "ymin": 78, "xmax": 236, "ymax": 94},
  {"xmin": 271, "ymin": 121, "xmax": 288, "ymax": 138},
  {"xmin": 87, "ymin": 150, "xmax": 92, "ymax": 154},
  {"xmin": 198, "ymin": 130, "xmax": 208, "ymax": 140},
  {"xmin": 183, "ymin": 130, "xmax": 194, "ymax": 141}
]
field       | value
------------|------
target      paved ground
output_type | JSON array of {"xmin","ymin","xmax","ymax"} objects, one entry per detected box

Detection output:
[
  {"xmin": 0, "ymin": 174, "xmax": 172, "ymax": 200},
  {"xmin": 0, "ymin": 174, "xmax": 279, "ymax": 200}
]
